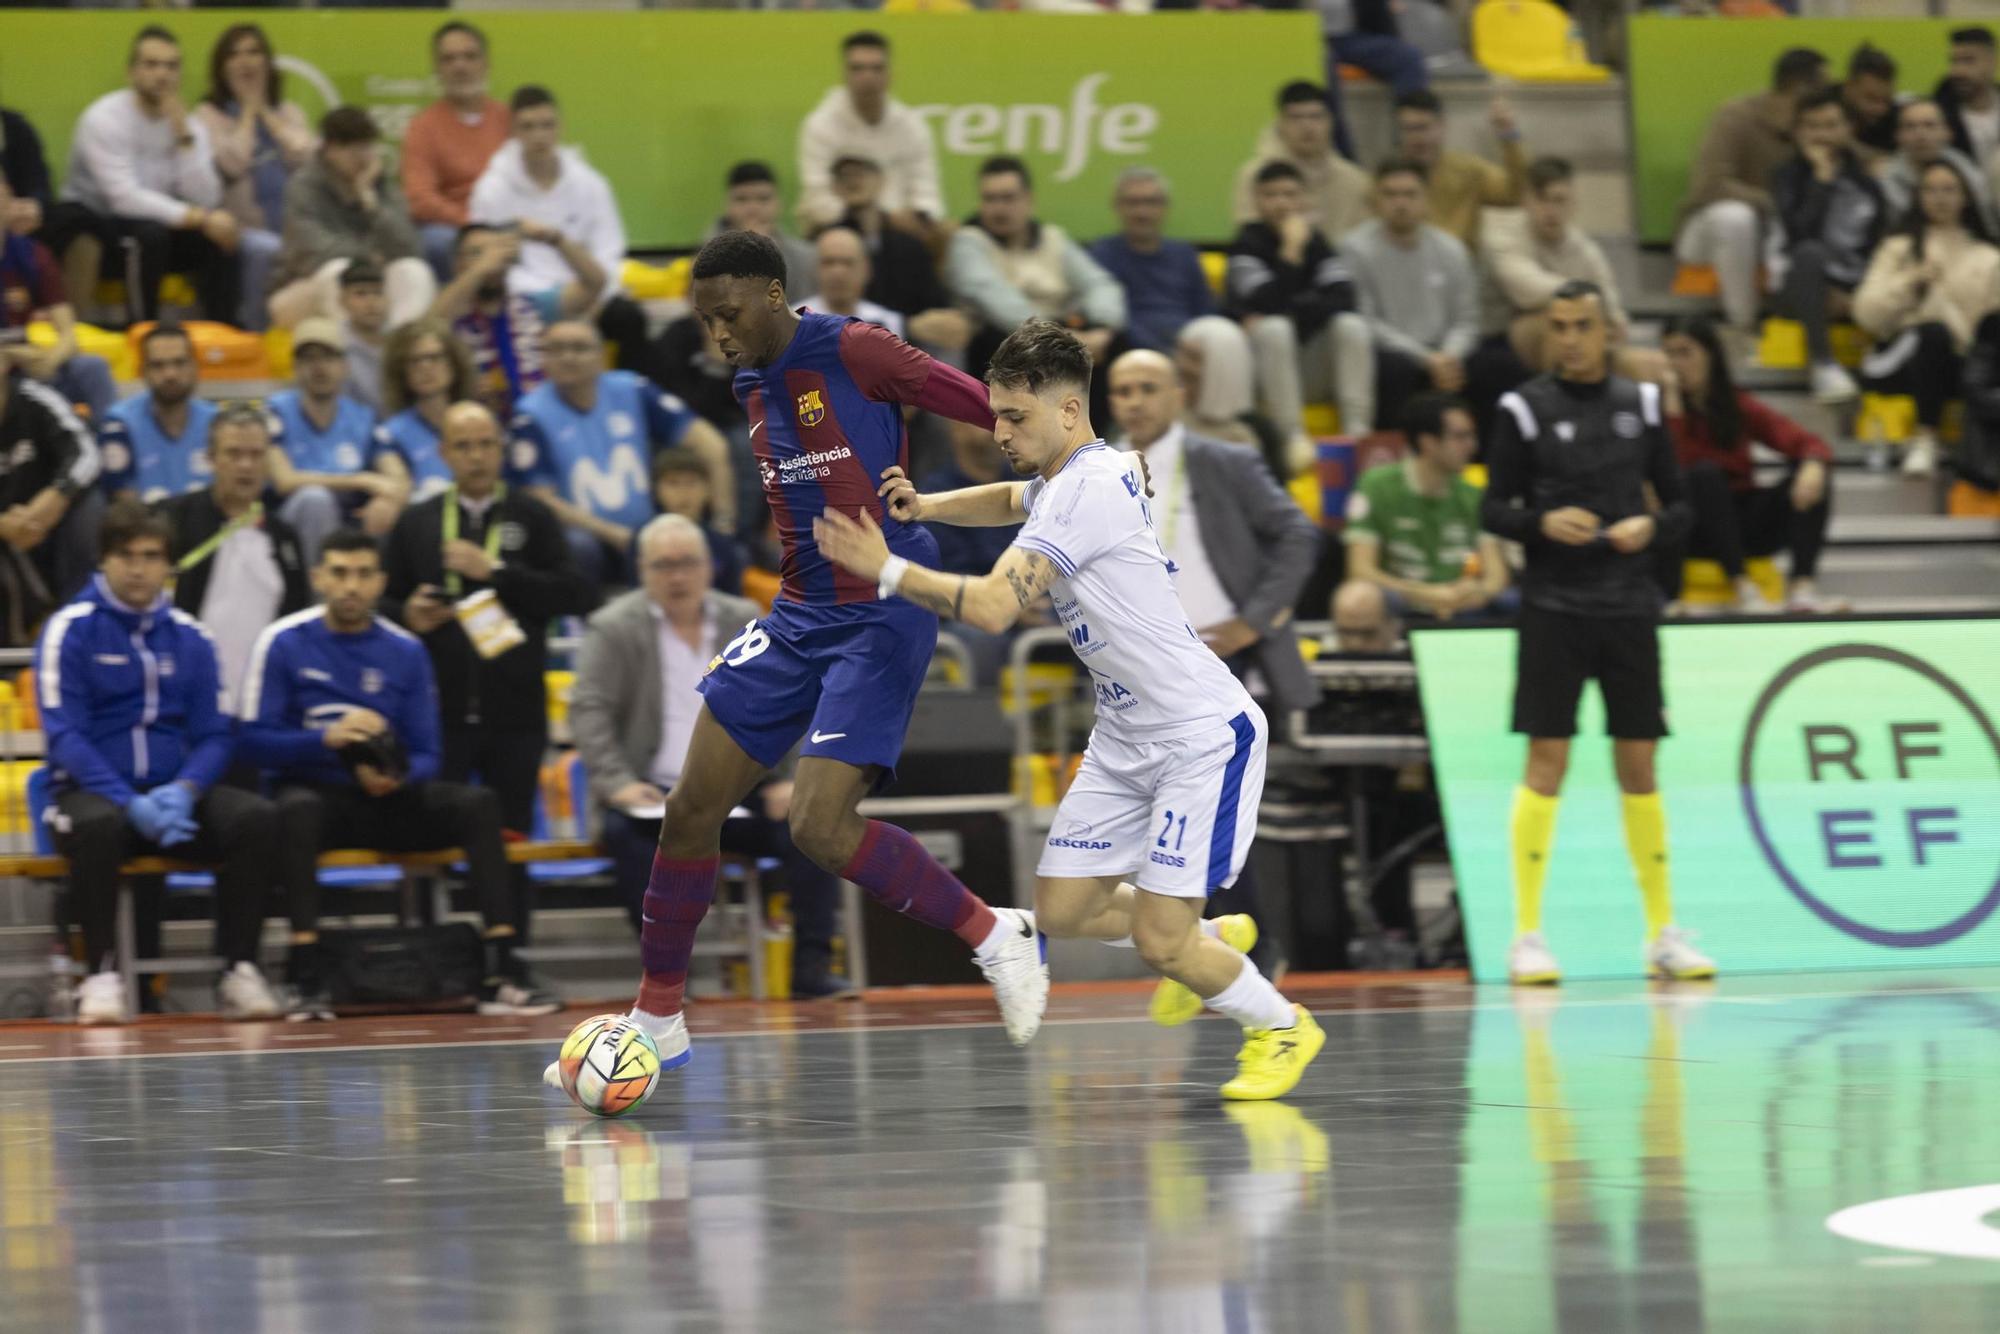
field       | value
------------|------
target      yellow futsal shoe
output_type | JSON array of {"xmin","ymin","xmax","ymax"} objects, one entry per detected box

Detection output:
[
  {"xmin": 1220, "ymin": 1005, "xmax": 1325, "ymax": 1101},
  {"xmin": 1150, "ymin": 914, "xmax": 1259, "ymax": 1027}
]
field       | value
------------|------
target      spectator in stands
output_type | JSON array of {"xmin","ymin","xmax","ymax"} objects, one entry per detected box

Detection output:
[
  {"xmin": 1771, "ymin": 89, "xmax": 1886, "ymax": 407},
  {"xmin": 1843, "ymin": 43, "xmax": 1902, "ymax": 161},
  {"xmin": 0, "ymin": 363, "xmax": 103, "ymax": 642},
  {"xmin": 1340, "ymin": 158, "xmax": 1480, "ymax": 436},
  {"xmin": 570, "ymin": 513, "xmax": 847, "ymax": 996},
  {"xmin": 798, "ymin": 226, "xmax": 904, "ymax": 336},
  {"xmin": 1, "ymin": 96, "xmax": 51, "ymax": 230},
  {"xmin": 1232, "ymin": 83, "xmax": 1371, "ymax": 242},
  {"xmin": 433, "ymin": 221, "xmax": 604, "ymax": 414},
  {"xmin": 1658, "ymin": 315, "xmax": 1837, "ymax": 613},
  {"xmin": 821, "ymin": 154, "xmax": 954, "ymax": 332},
  {"xmin": 162, "ymin": 405, "xmax": 309, "ymax": 704},
  {"xmin": 649, "ymin": 310, "xmax": 743, "ymax": 437},
  {"xmin": 1172, "ymin": 315, "xmax": 1290, "ymax": 475},
  {"xmin": 1109, "ymin": 348, "xmax": 1318, "ymax": 704},
  {"xmin": 1, "ymin": 177, "xmax": 116, "ymax": 421},
  {"xmin": 40, "ymin": 498, "xmax": 283, "ymax": 1026},
  {"xmin": 1088, "ymin": 167, "xmax": 1216, "ymax": 356},
  {"xmin": 1392, "ymin": 91, "xmax": 1527, "ymax": 252},
  {"xmin": 1228, "ymin": 160, "xmax": 1361, "ymax": 465},
  {"xmin": 243, "ymin": 529, "xmax": 551, "ymax": 1019},
  {"xmin": 266, "ymin": 317, "xmax": 399, "ymax": 548},
  {"xmin": 1937, "ymin": 27, "xmax": 2000, "ymax": 168},
  {"xmin": 1676, "ymin": 47, "xmax": 1829, "ymax": 340},
  {"xmin": 268, "ymin": 106, "xmax": 433, "ymax": 333},
  {"xmin": 1328, "ymin": 579, "xmax": 1402, "ymax": 654},
  {"xmin": 797, "ymin": 31, "xmax": 944, "ymax": 238},
  {"xmin": 1340, "ymin": 392, "xmax": 1508, "ymax": 622},
  {"xmin": 470, "ymin": 85, "xmax": 645, "ymax": 363},
  {"xmin": 948, "ymin": 155, "xmax": 1127, "ymax": 404},
  {"xmin": 100, "ymin": 325, "xmax": 215, "ymax": 503},
  {"xmin": 718, "ymin": 162, "xmax": 817, "ymax": 302},
  {"xmin": 43, "ymin": 26, "xmax": 239, "ymax": 326},
  {"xmin": 192, "ymin": 24, "xmax": 312, "ymax": 332},
  {"xmin": 1959, "ymin": 311, "xmax": 2000, "ymax": 507},
  {"xmin": 1854, "ymin": 157, "xmax": 2000, "ymax": 477},
  {"xmin": 402, "ymin": 21, "xmax": 509, "ymax": 281},
  {"xmin": 513, "ymin": 318, "xmax": 733, "ymax": 588},
  {"xmin": 383, "ymin": 402, "xmax": 588, "ymax": 1006},
  {"xmin": 1477, "ymin": 157, "xmax": 1645, "ymax": 394},
  {"xmin": 1320, "ymin": 0, "xmax": 1428, "ymax": 99},
  {"xmin": 649, "ymin": 447, "xmax": 747, "ymax": 600},
  {"xmin": 1878, "ymin": 98, "xmax": 1998, "ymax": 235},
  {"xmin": 370, "ymin": 316, "xmax": 477, "ymax": 505},
  {"xmin": 337, "ymin": 260, "xmax": 388, "ymax": 414}
]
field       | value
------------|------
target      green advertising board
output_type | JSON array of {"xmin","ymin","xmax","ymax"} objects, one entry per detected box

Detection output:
[
  {"xmin": 1629, "ymin": 17, "xmax": 1958, "ymax": 245},
  {"xmin": 1413, "ymin": 617, "xmax": 2000, "ymax": 982},
  {"xmin": 0, "ymin": 11, "xmax": 1318, "ymax": 251}
]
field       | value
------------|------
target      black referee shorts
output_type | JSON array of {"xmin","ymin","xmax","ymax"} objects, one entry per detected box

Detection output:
[{"xmin": 1511, "ymin": 605, "xmax": 1667, "ymax": 740}]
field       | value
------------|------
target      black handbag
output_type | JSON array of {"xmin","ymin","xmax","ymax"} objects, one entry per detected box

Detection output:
[{"xmin": 317, "ymin": 924, "xmax": 486, "ymax": 1011}]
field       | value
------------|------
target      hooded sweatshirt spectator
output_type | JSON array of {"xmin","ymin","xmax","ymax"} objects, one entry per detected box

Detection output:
[{"xmin": 469, "ymin": 85, "xmax": 626, "ymax": 312}]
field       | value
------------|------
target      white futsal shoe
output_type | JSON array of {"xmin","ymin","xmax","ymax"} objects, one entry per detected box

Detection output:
[
  {"xmin": 544, "ymin": 1012, "xmax": 692, "ymax": 1091},
  {"xmin": 978, "ymin": 908, "xmax": 1049, "ymax": 1047},
  {"xmin": 1508, "ymin": 931, "xmax": 1561, "ymax": 986},
  {"xmin": 1645, "ymin": 925, "xmax": 1717, "ymax": 981},
  {"xmin": 77, "ymin": 970, "xmax": 130, "ymax": 1025}
]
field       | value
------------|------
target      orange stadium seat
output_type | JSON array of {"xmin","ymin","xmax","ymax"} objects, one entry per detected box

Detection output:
[{"xmin": 128, "ymin": 320, "xmax": 270, "ymax": 382}]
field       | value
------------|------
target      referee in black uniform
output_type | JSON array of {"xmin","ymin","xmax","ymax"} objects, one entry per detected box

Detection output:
[{"xmin": 1479, "ymin": 280, "xmax": 1716, "ymax": 986}]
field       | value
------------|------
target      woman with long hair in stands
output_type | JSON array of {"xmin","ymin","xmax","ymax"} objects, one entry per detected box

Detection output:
[
  {"xmin": 1853, "ymin": 155, "xmax": 2000, "ymax": 477},
  {"xmin": 371, "ymin": 318, "xmax": 477, "ymax": 518},
  {"xmin": 1173, "ymin": 316, "xmax": 1291, "ymax": 480},
  {"xmin": 193, "ymin": 23, "xmax": 315, "ymax": 331},
  {"xmin": 1659, "ymin": 315, "xmax": 1844, "ymax": 614}
]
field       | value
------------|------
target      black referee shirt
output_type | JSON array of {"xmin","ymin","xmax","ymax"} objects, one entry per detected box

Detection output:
[{"xmin": 1479, "ymin": 373, "xmax": 1691, "ymax": 619}]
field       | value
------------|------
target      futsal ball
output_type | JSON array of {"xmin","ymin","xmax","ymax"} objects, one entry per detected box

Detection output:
[{"xmin": 557, "ymin": 1013, "xmax": 662, "ymax": 1118}]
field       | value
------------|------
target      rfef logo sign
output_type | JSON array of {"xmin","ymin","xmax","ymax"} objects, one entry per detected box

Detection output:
[{"xmin": 1739, "ymin": 644, "xmax": 2000, "ymax": 946}]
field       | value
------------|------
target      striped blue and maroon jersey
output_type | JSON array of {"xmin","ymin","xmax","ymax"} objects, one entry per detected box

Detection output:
[{"xmin": 735, "ymin": 310, "xmax": 994, "ymax": 605}]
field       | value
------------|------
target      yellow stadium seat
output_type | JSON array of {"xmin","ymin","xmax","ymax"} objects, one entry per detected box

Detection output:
[
  {"xmin": 1757, "ymin": 318, "xmax": 1867, "ymax": 371},
  {"xmin": 1682, "ymin": 557, "xmax": 1784, "ymax": 608},
  {"xmin": 27, "ymin": 320, "xmax": 134, "ymax": 381},
  {"xmin": 1200, "ymin": 250, "xmax": 1227, "ymax": 300},
  {"xmin": 1287, "ymin": 468, "xmax": 1322, "ymax": 526},
  {"xmin": 1301, "ymin": 403, "xmax": 1342, "ymax": 438},
  {"xmin": 999, "ymin": 663, "xmax": 1079, "ymax": 717},
  {"xmin": 1829, "ymin": 323, "xmax": 1867, "ymax": 368},
  {"xmin": 1462, "ymin": 462, "xmax": 1488, "ymax": 490},
  {"xmin": 1471, "ymin": 0, "xmax": 1611, "ymax": 83},
  {"xmin": 1856, "ymin": 393, "xmax": 1915, "ymax": 445},
  {"xmin": 265, "ymin": 327, "xmax": 294, "ymax": 380},
  {"xmin": 622, "ymin": 257, "xmax": 690, "ymax": 302}
]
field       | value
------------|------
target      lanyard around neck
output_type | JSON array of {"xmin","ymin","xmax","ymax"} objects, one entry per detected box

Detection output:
[
  {"xmin": 1158, "ymin": 442, "xmax": 1189, "ymax": 552},
  {"xmin": 176, "ymin": 501, "xmax": 262, "ymax": 574},
  {"xmin": 442, "ymin": 484, "xmax": 505, "ymax": 596}
]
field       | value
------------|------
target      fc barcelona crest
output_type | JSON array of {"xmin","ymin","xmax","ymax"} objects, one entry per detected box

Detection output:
[{"xmin": 796, "ymin": 388, "xmax": 826, "ymax": 427}]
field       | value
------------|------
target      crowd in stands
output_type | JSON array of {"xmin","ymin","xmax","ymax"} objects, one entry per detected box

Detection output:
[{"xmin": 6, "ymin": 10, "xmax": 1999, "ymax": 1017}]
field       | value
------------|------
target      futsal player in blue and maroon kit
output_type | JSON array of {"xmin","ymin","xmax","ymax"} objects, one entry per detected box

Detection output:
[{"xmin": 545, "ymin": 231, "xmax": 1048, "ymax": 1089}]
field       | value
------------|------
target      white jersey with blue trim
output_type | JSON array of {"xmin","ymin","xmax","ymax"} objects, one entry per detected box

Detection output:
[{"xmin": 1017, "ymin": 441, "xmax": 1253, "ymax": 741}]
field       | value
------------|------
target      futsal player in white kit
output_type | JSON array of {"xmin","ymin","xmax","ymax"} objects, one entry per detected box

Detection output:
[{"xmin": 815, "ymin": 319, "xmax": 1324, "ymax": 1100}]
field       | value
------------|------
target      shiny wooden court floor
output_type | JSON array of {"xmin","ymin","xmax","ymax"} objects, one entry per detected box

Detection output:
[{"xmin": 3, "ymin": 970, "xmax": 1999, "ymax": 1333}]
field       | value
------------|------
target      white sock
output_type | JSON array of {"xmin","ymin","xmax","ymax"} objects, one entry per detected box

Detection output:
[
  {"xmin": 1203, "ymin": 955, "xmax": 1296, "ymax": 1031},
  {"xmin": 627, "ymin": 1006, "xmax": 681, "ymax": 1039},
  {"xmin": 974, "ymin": 912, "xmax": 1018, "ymax": 960},
  {"xmin": 1102, "ymin": 919, "xmax": 1220, "ymax": 950}
]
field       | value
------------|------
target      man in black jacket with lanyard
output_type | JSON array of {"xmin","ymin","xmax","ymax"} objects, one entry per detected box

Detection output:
[
  {"xmin": 382, "ymin": 400, "xmax": 592, "ymax": 1007},
  {"xmin": 162, "ymin": 405, "xmax": 309, "ymax": 711},
  {"xmin": 0, "ymin": 367, "xmax": 102, "ymax": 643},
  {"xmin": 1480, "ymin": 280, "xmax": 1716, "ymax": 988}
]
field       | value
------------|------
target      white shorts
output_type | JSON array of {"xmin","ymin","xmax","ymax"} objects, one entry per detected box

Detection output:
[{"xmin": 1037, "ymin": 706, "xmax": 1269, "ymax": 899}]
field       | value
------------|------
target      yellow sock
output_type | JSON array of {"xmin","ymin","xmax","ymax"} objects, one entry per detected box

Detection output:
[
  {"xmin": 1511, "ymin": 787, "xmax": 1561, "ymax": 935},
  {"xmin": 1621, "ymin": 791, "xmax": 1673, "ymax": 941}
]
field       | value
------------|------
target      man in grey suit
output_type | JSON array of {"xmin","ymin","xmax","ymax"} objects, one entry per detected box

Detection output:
[
  {"xmin": 1107, "ymin": 349, "xmax": 1319, "ymax": 963},
  {"xmin": 570, "ymin": 514, "xmax": 847, "ymax": 996}
]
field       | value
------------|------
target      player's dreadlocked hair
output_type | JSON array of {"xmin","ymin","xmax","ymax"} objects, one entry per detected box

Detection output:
[
  {"xmin": 985, "ymin": 318, "xmax": 1091, "ymax": 398},
  {"xmin": 691, "ymin": 230, "xmax": 787, "ymax": 289}
]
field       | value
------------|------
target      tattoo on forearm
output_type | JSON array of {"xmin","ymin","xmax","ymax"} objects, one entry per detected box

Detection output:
[
  {"xmin": 953, "ymin": 576, "xmax": 966, "ymax": 619},
  {"xmin": 1004, "ymin": 552, "xmax": 1049, "ymax": 609},
  {"xmin": 901, "ymin": 581, "xmax": 959, "ymax": 618}
]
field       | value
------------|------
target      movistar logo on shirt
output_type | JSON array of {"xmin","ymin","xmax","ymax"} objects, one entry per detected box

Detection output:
[{"xmin": 570, "ymin": 445, "xmax": 649, "ymax": 523}]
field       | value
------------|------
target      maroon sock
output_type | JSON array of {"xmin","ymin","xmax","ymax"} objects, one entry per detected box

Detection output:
[
  {"xmin": 635, "ymin": 852, "xmax": 720, "ymax": 1017},
  {"xmin": 841, "ymin": 820, "xmax": 999, "ymax": 949}
]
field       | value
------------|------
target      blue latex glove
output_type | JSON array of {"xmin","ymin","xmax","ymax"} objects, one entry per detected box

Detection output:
[
  {"xmin": 159, "ymin": 812, "xmax": 199, "ymax": 848},
  {"xmin": 153, "ymin": 784, "xmax": 198, "ymax": 848},
  {"xmin": 126, "ymin": 790, "xmax": 171, "ymax": 844}
]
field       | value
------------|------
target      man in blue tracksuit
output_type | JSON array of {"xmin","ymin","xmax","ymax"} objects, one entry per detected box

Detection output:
[
  {"xmin": 237, "ymin": 529, "xmax": 544, "ymax": 1018},
  {"xmin": 36, "ymin": 499, "xmax": 284, "ymax": 1026}
]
